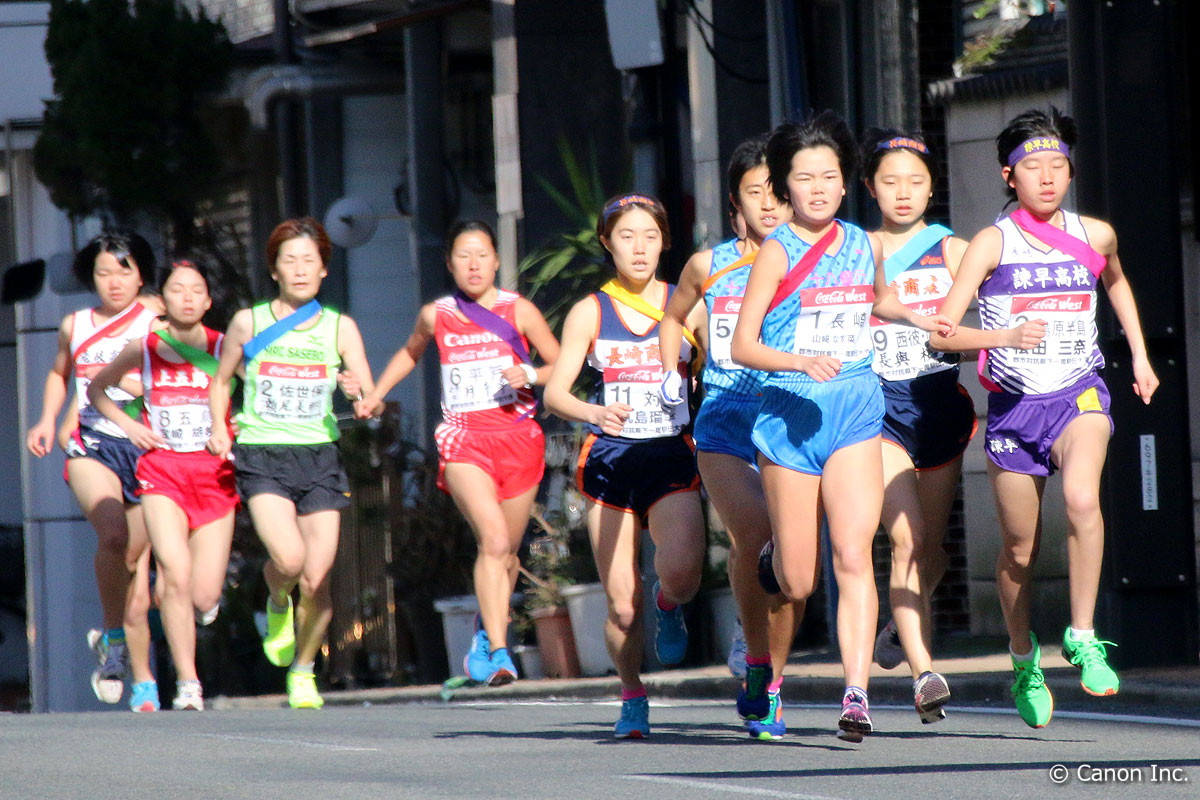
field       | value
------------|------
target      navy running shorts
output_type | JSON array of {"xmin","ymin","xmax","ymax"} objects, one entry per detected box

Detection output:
[
  {"xmin": 881, "ymin": 369, "xmax": 977, "ymax": 470},
  {"xmin": 576, "ymin": 433, "xmax": 700, "ymax": 522}
]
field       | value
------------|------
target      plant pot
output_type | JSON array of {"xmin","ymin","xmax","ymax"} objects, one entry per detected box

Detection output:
[
  {"xmin": 511, "ymin": 644, "xmax": 544, "ymax": 680},
  {"xmin": 433, "ymin": 593, "xmax": 521, "ymax": 678},
  {"xmin": 529, "ymin": 605, "xmax": 581, "ymax": 678},
  {"xmin": 561, "ymin": 582, "xmax": 612, "ymax": 676}
]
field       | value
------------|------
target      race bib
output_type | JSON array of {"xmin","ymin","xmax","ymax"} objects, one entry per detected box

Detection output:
[
  {"xmin": 603, "ymin": 365, "xmax": 687, "ymax": 439},
  {"xmin": 253, "ymin": 361, "xmax": 331, "ymax": 422},
  {"xmin": 441, "ymin": 354, "xmax": 517, "ymax": 414},
  {"xmin": 708, "ymin": 296, "xmax": 742, "ymax": 371},
  {"xmin": 1007, "ymin": 293, "xmax": 1093, "ymax": 371},
  {"xmin": 152, "ymin": 396, "xmax": 214, "ymax": 452},
  {"xmin": 794, "ymin": 285, "xmax": 875, "ymax": 361}
]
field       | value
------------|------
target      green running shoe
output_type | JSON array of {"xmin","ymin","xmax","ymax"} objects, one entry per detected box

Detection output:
[
  {"xmin": 1061, "ymin": 627, "xmax": 1120, "ymax": 696},
  {"xmin": 1011, "ymin": 632, "xmax": 1053, "ymax": 728},
  {"xmin": 286, "ymin": 669, "xmax": 324, "ymax": 709},
  {"xmin": 263, "ymin": 596, "xmax": 296, "ymax": 667}
]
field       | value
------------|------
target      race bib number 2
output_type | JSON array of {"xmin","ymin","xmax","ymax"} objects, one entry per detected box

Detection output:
[{"xmin": 254, "ymin": 361, "xmax": 330, "ymax": 422}]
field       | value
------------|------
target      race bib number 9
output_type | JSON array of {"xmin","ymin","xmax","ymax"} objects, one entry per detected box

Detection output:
[
  {"xmin": 441, "ymin": 355, "xmax": 517, "ymax": 414},
  {"xmin": 254, "ymin": 361, "xmax": 330, "ymax": 422}
]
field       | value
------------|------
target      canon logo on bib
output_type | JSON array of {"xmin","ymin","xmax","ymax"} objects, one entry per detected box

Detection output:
[{"xmin": 444, "ymin": 331, "xmax": 501, "ymax": 347}]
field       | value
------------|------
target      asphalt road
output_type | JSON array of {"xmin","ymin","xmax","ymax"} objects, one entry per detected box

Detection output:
[{"xmin": 2, "ymin": 700, "xmax": 1197, "ymax": 799}]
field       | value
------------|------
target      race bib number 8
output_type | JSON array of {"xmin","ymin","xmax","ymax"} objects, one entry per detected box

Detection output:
[{"xmin": 441, "ymin": 355, "xmax": 516, "ymax": 413}]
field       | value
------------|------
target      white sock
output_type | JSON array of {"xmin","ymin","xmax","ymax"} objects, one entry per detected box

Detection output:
[
  {"xmin": 1010, "ymin": 644, "xmax": 1035, "ymax": 662},
  {"xmin": 1069, "ymin": 627, "xmax": 1095, "ymax": 642}
]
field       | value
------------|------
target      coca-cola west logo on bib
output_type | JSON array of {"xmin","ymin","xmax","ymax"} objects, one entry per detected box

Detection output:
[{"xmin": 1011, "ymin": 294, "xmax": 1090, "ymax": 314}]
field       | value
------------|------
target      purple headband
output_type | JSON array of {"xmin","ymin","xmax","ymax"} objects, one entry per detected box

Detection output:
[
  {"xmin": 1006, "ymin": 137, "xmax": 1070, "ymax": 167},
  {"xmin": 875, "ymin": 136, "xmax": 929, "ymax": 155},
  {"xmin": 601, "ymin": 194, "xmax": 658, "ymax": 223}
]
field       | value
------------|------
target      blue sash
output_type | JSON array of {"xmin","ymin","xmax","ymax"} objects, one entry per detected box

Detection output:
[
  {"xmin": 242, "ymin": 300, "xmax": 322, "ymax": 364},
  {"xmin": 883, "ymin": 224, "xmax": 953, "ymax": 284}
]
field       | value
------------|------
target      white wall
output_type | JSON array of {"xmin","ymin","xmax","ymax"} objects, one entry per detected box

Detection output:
[
  {"xmin": 0, "ymin": 3, "xmax": 52, "ymax": 121},
  {"xmin": 341, "ymin": 94, "xmax": 432, "ymax": 438}
]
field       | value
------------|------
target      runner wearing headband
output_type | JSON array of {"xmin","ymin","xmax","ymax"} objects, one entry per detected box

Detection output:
[
  {"xmin": 544, "ymin": 193, "xmax": 706, "ymax": 739},
  {"xmin": 658, "ymin": 135, "xmax": 804, "ymax": 740},
  {"xmin": 929, "ymin": 107, "xmax": 1158, "ymax": 728},
  {"xmin": 861, "ymin": 129, "xmax": 975, "ymax": 725},
  {"xmin": 208, "ymin": 217, "xmax": 375, "ymax": 710},
  {"xmin": 25, "ymin": 231, "xmax": 162, "ymax": 709},
  {"xmin": 355, "ymin": 220, "xmax": 559, "ymax": 687},
  {"xmin": 731, "ymin": 113, "xmax": 953, "ymax": 742},
  {"xmin": 89, "ymin": 257, "xmax": 237, "ymax": 712}
]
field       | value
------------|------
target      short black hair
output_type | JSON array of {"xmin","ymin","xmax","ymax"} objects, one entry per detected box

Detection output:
[
  {"xmin": 766, "ymin": 111, "xmax": 859, "ymax": 205},
  {"xmin": 996, "ymin": 107, "xmax": 1078, "ymax": 199},
  {"xmin": 72, "ymin": 231, "xmax": 155, "ymax": 290},
  {"xmin": 861, "ymin": 127, "xmax": 938, "ymax": 185},
  {"xmin": 727, "ymin": 133, "xmax": 770, "ymax": 202},
  {"xmin": 444, "ymin": 219, "xmax": 498, "ymax": 261}
]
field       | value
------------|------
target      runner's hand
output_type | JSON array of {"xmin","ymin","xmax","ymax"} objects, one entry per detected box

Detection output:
[
  {"xmin": 1007, "ymin": 319, "xmax": 1046, "ymax": 350},
  {"xmin": 658, "ymin": 370, "xmax": 684, "ymax": 407},
  {"xmin": 1132, "ymin": 354, "xmax": 1159, "ymax": 405},
  {"xmin": 121, "ymin": 420, "xmax": 167, "ymax": 451},
  {"xmin": 592, "ymin": 403, "xmax": 632, "ymax": 437},
  {"xmin": 795, "ymin": 355, "xmax": 842, "ymax": 382},
  {"xmin": 207, "ymin": 428, "xmax": 232, "ymax": 460},
  {"xmin": 26, "ymin": 420, "xmax": 55, "ymax": 458}
]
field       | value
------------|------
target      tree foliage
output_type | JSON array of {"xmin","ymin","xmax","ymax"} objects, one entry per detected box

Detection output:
[{"xmin": 33, "ymin": 0, "xmax": 233, "ymax": 235}]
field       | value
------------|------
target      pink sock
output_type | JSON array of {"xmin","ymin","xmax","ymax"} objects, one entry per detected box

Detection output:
[
  {"xmin": 768, "ymin": 676, "xmax": 783, "ymax": 693},
  {"xmin": 621, "ymin": 686, "xmax": 647, "ymax": 701},
  {"xmin": 745, "ymin": 655, "xmax": 771, "ymax": 668},
  {"xmin": 655, "ymin": 588, "xmax": 678, "ymax": 612}
]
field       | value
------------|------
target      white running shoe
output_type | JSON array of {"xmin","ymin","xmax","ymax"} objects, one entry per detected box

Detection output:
[
  {"xmin": 727, "ymin": 619, "xmax": 748, "ymax": 679},
  {"xmin": 173, "ymin": 680, "xmax": 205, "ymax": 711},
  {"xmin": 89, "ymin": 630, "xmax": 127, "ymax": 704}
]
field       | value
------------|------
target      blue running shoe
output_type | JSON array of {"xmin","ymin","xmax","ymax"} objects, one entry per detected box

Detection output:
[
  {"xmin": 464, "ymin": 616, "xmax": 493, "ymax": 682},
  {"xmin": 129, "ymin": 680, "xmax": 160, "ymax": 713},
  {"xmin": 614, "ymin": 696, "xmax": 650, "ymax": 739},
  {"xmin": 652, "ymin": 581, "xmax": 688, "ymax": 666},
  {"xmin": 736, "ymin": 662, "xmax": 772, "ymax": 720},
  {"xmin": 757, "ymin": 541, "xmax": 782, "ymax": 595},
  {"xmin": 487, "ymin": 647, "xmax": 519, "ymax": 687},
  {"xmin": 745, "ymin": 691, "xmax": 785, "ymax": 740}
]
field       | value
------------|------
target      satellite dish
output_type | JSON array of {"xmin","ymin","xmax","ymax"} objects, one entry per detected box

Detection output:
[{"xmin": 324, "ymin": 196, "xmax": 379, "ymax": 249}]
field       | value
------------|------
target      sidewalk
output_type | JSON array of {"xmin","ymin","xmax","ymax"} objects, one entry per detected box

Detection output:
[{"xmin": 213, "ymin": 636, "xmax": 1200, "ymax": 717}]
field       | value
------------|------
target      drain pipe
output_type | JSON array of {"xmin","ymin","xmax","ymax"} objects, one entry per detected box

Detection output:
[{"xmin": 243, "ymin": 65, "xmax": 406, "ymax": 130}]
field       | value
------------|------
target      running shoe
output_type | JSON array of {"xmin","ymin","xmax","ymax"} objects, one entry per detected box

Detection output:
[
  {"xmin": 1061, "ymin": 627, "xmax": 1120, "ymax": 696},
  {"xmin": 736, "ymin": 662, "xmax": 772, "ymax": 720},
  {"xmin": 286, "ymin": 669, "xmax": 325, "ymax": 709},
  {"xmin": 836, "ymin": 687, "xmax": 872, "ymax": 742},
  {"xmin": 89, "ymin": 630, "xmax": 128, "ymax": 704},
  {"xmin": 487, "ymin": 647, "xmax": 519, "ymax": 687},
  {"xmin": 913, "ymin": 671, "xmax": 950, "ymax": 724},
  {"xmin": 745, "ymin": 691, "xmax": 785, "ymax": 740},
  {"xmin": 1011, "ymin": 632, "xmax": 1054, "ymax": 728},
  {"xmin": 613, "ymin": 695, "xmax": 650, "ymax": 739},
  {"xmin": 873, "ymin": 619, "xmax": 904, "ymax": 670},
  {"xmin": 173, "ymin": 680, "xmax": 204, "ymax": 711},
  {"xmin": 727, "ymin": 619, "xmax": 747, "ymax": 679},
  {"xmin": 196, "ymin": 604, "xmax": 220, "ymax": 627},
  {"xmin": 262, "ymin": 596, "xmax": 296, "ymax": 668},
  {"xmin": 464, "ymin": 616, "xmax": 494, "ymax": 682},
  {"xmin": 129, "ymin": 680, "xmax": 160, "ymax": 713},
  {"xmin": 652, "ymin": 581, "xmax": 688, "ymax": 666},
  {"xmin": 757, "ymin": 540, "xmax": 781, "ymax": 595}
]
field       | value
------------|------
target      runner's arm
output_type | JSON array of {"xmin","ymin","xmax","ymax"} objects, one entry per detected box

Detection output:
[
  {"xmin": 87, "ymin": 340, "xmax": 166, "ymax": 450},
  {"xmin": 207, "ymin": 308, "xmax": 252, "ymax": 458},
  {"xmin": 1087, "ymin": 219, "xmax": 1158, "ymax": 404},
  {"xmin": 543, "ymin": 297, "xmax": 631, "ymax": 436},
  {"xmin": 354, "ymin": 303, "xmax": 434, "ymax": 418},
  {"xmin": 26, "ymin": 314, "xmax": 74, "ymax": 457}
]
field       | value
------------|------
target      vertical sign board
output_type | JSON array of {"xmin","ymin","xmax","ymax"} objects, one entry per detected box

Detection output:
[
  {"xmin": 604, "ymin": 0, "xmax": 664, "ymax": 70},
  {"xmin": 1069, "ymin": 0, "xmax": 1199, "ymax": 667}
]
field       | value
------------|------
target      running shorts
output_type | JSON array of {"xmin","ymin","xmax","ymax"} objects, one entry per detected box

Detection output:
[
  {"xmin": 984, "ymin": 372, "xmax": 1112, "ymax": 477},
  {"xmin": 434, "ymin": 420, "xmax": 546, "ymax": 500},
  {"xmin": 233, "ymin": 442, "xmax": 351, "ymax": 514},
  {"xmin": 577, "ymin": 433, "xmax": 700, "ymax": 522}
]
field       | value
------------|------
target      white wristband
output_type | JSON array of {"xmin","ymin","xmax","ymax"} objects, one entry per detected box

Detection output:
[{"xmin": 519, "ymin": 362, "xmax": 537, "ymax": 387}]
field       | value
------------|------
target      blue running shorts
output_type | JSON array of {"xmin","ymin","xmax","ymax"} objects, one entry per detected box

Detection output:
[
  {"xmin": 752, "ymin": 368, "xmax": 883, "ymax": 475},
  {"xmin": 693, "ymin": 391, "xmax": 761, "ymax": 465}
]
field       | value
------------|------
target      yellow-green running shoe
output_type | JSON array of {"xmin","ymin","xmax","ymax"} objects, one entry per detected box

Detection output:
[
  {"xmin": 1061, "ymin": 627, "xmax": 1120, "ymax": 696},
  {"xmin": 263, "ymin": 597, "xmax": 296, "ymax": 667},
  {"xmin": 1011, "ymin": 632, "xmax": 1053, "ymax": 728},
  {"xmin": 286, "ymin": 669, "xmax": 325, "ymax": 709}
]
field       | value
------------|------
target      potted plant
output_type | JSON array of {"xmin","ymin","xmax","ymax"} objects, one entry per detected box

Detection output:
[{"xmin": 519, "ymin": 510, "xmax": 581, "ymax": 679}]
